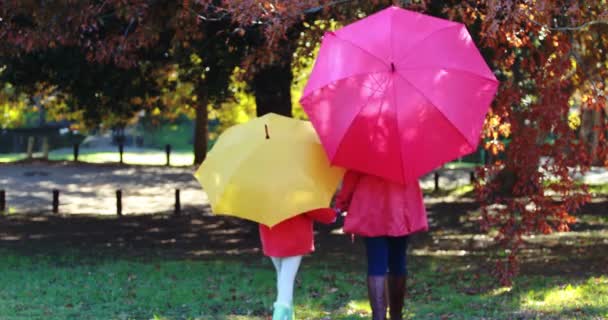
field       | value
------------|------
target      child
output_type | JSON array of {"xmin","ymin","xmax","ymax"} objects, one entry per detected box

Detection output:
[{"xmin": 259, "ymin": 208, "xmax": 337, "ymax": 320}]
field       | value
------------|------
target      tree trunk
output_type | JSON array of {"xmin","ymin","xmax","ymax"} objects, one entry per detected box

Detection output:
[
  {"xmin": 579, "ymin": 108, "xmax": 602, "ymax": 164},
  {"xmin": 252, "ymin": 61, "xmax": 293, "ymax": 117},
  {"xmin": 193, "ymin": 85, "xmax": 209, "ymax": 165}
]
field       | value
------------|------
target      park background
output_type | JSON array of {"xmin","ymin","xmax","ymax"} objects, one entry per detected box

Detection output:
[{"xmin": 1, "ymin": 1, "xmax": 607, "ymax": 319}]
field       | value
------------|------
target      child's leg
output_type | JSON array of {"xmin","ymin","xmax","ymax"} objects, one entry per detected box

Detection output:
[
  {"xmin": 276, "ymin": 255, "xmax": 302, "ymax": 307},
  {"xmin": 271, "ymin": 257, "xmax": 283, "ymax": 297},
  {"xmin": 271, "ymin": 257, "xmax": 282, "ymax": 273}
]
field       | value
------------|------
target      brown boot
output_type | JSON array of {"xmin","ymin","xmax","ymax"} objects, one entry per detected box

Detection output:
[
  {"xmin": 367, "ymin": 276, "xmax": 387, "ymax": 320},
  {"xmin": 388, "ymin": 275, "xmax": 406, "ymax": 320}
]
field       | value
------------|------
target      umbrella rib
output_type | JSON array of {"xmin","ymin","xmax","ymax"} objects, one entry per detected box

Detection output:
[
  {"xmin": 302, "ymin": 70, "xmax": 389, "ymax": 101},
  {"xmin": 369, "ymin": 75, "xmax": 391, "ymax": 153},
  {"xmin": 398, "ymin": 66, "xmax": 497, "ymax": 83},
  {"xmin": 361, "ymin": 72, "xmax": 388, "ymax": 92},
  {"xmin": 211, "ymin": 140, "xmax": 261, "ymax": 207},
  {"xmin": 391, "ymin": 75, "xmax": 409, "ymax": 184},
  {"xmin": 394, "ymin": 24, "xmax": 462, "ymax": 65},
  {"xmin": 368, "ymin": 72, "xmax": 385, "ymax": 91},
  {"xmin": 331, "ymin": 74, "xmax": 392, "ymax": 166},
  {"xmin": 331, "ymin": 33, "xmax": 389, "ymax": 69},
  {"xmin": 395, "ymin": 72, "xmax": 476, "ymax": 150}
]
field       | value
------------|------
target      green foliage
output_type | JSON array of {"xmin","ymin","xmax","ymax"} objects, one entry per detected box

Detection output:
[
  {"xmin": 142, "ymin": 117, "xmax": 194, "ymax": 151},
  {"xmin": 1, "ymin": 47, "xmax": 157, "ymax": 130},
  {"xmin": 209, "ymin": 67, "xmax": 256, "ymax": 141},
  {"xmin": 0, "ymin": 83, "xmax": 30, "ymax": 129}
]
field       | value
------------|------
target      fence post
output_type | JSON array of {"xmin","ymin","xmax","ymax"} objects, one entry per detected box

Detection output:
[
  {"xmin": 481, "ymin": 149, "xmax": 488, "ymax": 165},
  {"xmin": 52, "ymin": 189, "xmax": 59, "ymax": 214},
  {"xmin": 116, "ymin": 190, "xmax": 123, "ymax": 217},
  {"xmin": 42, "ymin": 137, "xmax": 49, "ymax": 160},
  {"xmin": 0, "ymin": 190, "xmax": 5, "ymax": 213},
  {"xmin": 165, "ymin": 144, "xmax": 171, "ymax": 167},
  {"xmin": 434, "ymin": 172, "xmax": 440, "ymax": 192},
  {"xmin": 73, "ymin": 143, "xmax": 80, "ymax": 162},
  {"xmin": 26, "ymin": 136, "xmax": 35, "ymax": 159},
  {"xmin": 174, "ymin": 189, "xmax": 181, "ymax": 216},
  {"xmin": 118, "ymin": 143, "xmax": 124, "ymax": 164}
]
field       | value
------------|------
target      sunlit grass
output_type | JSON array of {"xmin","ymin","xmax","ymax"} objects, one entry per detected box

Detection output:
[
  {"xmin": 0, "ymin": 149, "xmax": 195, "ymax": 166},
  {"xmin": 521, "ymin": 276, "xmax": 608, "ymax": 316},
  {"xmin": 422, "ymin": 184, "xmax": 475, "ymax": 198},
  {"xmin": 0, "ymin": 248, "xmax": 606, "ymax": 319},
  {"xmin": 443, "ymin": 162, "xmax": 478, "ymax": 169},
  {"xmin": 589, "ymin": 183, "xmax": 608, "ymax": 195}
]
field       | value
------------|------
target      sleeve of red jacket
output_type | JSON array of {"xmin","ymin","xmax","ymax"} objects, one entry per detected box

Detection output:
[
  {"xmin": 334, "ymin": 170, "xmax": 361, "ymax": 211},
  {"xmin": 304, "ymin": 208, "xmax": 336, "ymax": 224}
]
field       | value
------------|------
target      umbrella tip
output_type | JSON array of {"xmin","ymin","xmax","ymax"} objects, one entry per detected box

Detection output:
[
  {"xmin": 265, "ymin": 124, "xmax": 270, "ymax": 139},
  {"xmin": 391, "ymin": 62, "xmax": 395, "ymax": 72}
]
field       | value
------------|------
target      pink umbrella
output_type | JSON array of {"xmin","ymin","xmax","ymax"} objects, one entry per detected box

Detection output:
[{"xmin": 300, "ymin": 6, "xmax": 499, "ymax": 184}]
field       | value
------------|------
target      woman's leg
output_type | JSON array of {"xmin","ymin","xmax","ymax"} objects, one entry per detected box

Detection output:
[
  {"xmin": 365, "ymin": 237, "xmax": 389, "ymax": 320},
  {"xmin": 387, "ymin": 236, "xmax": 409, "ymax": 320}
]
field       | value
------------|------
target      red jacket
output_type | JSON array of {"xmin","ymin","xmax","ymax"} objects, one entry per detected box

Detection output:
[
  {"xmin": 259, "ymin": 208, "xmax": 336, "ymax": 257},
  {"xmin": 335, "ymin": 170, "xmax": 428, "ymax": 237}
]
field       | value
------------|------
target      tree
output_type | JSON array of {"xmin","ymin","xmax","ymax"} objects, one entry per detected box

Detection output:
[
  {"xmin": 0, "ymin": 1, "xmax": 244, "ymax": 164},
  {"xmin": 430, "ymin": 0, "xmax": 607, "ymax": 284},
  {"xmin": 213, "ymin": 0, "xmax": 608, "ymax": 284},
  {"xmin": 1, "ymin": 46, "xmax": 159, "ymax": 130},
  {"xmin": 0, "ymin": 83, "xmax": 30, "ymax": 129},
  {"xmin": 213, "ymin": 0, "xmax": 397, "ymax": 117},
  {"xmin": 3, "ymin": 0, "xmax": 606, "ymax": 284}
]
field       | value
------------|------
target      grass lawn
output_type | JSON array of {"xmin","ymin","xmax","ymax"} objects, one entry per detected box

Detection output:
[
  {"xmin": 0, "ymin": 247, "xmax": 606, "ymax": 320},
  {"xmin": 1, "ymin": 201, "xmax": 607, "ymax": 320},
  {"xmin": 0, "ymin": 161, "xmax": 607, "ymax": 319}
]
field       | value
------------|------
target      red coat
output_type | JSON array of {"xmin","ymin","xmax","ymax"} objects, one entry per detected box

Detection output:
[
  {"xmin": 258, "ymin": 208, "xmax": 336, "ymax": 257},
  {"xmin": 335, "ymin": 170, "xmax": 428, "ymax": 237}
]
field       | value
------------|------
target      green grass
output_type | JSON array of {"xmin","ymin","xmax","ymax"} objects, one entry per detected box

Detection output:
[
  {"xmin": 143, "ymin": 122, "xmax": 195, "ymax": 152},
  {"xmin": 0, "ymin": 153, "xmax": 23, "ymax": 162},
  {"xmin": 422, "ymin": 184, "xmax": 475, "ymax": 197},
  {"xmin": 0, "ymin": 249, "xmax": 605, "ymax": 320},
  {"xmin": 589, "ymin": 183, "xmax": 608, "ymax": 195},
  {"xmin": 442, "ymin": 162, "xmax": 479, "ymax": 170},
  {"xmin": 0, "ymin": 149, "xmax": 195, "ymax": 166}
]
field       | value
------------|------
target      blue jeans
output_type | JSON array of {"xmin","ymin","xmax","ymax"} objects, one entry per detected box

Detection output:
[{"xmin": 365, "ymin": 236, "xmax": 409, "ymax": 276}]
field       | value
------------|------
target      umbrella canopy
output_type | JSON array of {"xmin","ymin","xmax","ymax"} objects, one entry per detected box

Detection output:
[
  {"xmin": 301, "ymin": 6, "xmax": 499, "ymax": 184},
  {"xmin": 194, "ymin": 113, "xmax": 344, "ymax": 227}
]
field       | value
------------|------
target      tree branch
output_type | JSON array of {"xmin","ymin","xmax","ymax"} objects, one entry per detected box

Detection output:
[
  {"xmin": 549, "ymin": 19, "xmax": 608, "ymax": 31},
  {"xmin": 528, "ymin": 16, "xmax": 608, "ymax": 32},
  {"xmin": 303, "ymin": 0, "xmax": 356, "ymax": 15}
]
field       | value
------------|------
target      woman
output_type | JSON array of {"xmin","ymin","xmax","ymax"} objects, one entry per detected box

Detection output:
[{"xmin": 335, "ymin": 170, "xmax": 428, "ymax": 320}]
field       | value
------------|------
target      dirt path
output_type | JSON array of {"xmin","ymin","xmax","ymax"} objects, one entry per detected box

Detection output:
[
  {"xmin": 0, "ymin": 161, "xmax": 209, "ymax": 215},
  {"xmin": 0, "ymin": 162, "xmax": 474, "ymax": 215}
]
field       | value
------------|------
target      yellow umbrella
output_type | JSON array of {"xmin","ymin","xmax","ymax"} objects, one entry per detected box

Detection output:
[{"xmin": 194, "ymin": 113, "xmax": 344, "ymax": 227}]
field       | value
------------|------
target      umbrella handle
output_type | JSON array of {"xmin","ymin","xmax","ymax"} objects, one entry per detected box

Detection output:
[{"xmin": 265, "ymin": 124, "xmax": 270, "ymax": 139}]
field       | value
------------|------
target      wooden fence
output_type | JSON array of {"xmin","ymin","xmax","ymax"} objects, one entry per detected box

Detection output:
[{"xmin": 0, "ymin": 169, "xmax": 475, "ymax": 216}]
